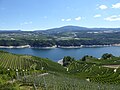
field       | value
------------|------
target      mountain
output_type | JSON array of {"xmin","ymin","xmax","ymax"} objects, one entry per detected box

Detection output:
[
  {"xmin": 35, "ymin": 25, "xmax": 120, "ymax": 34},
  {"xmin": 1, "ymin": 26, "xmax": 120, "ymax": 34},
  {"xmin": 35, "ymin": 26, "xmax": 90, "ymax": 34},
  {"xmin": 0, "ymin": 30, "xmax": 21, "ymax": 32}
]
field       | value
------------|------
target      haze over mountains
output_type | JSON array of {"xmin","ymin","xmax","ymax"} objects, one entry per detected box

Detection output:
[
  {"xmin": 37, "ymin": 26, "xmax": 120, "ymax": 34},
  {"xmin": 0, "ymin": 26, "xmax": 120, "ymax": 33}
]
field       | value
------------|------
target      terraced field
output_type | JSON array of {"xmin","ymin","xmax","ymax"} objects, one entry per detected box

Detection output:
[
  {"xmin": 21, "ymin": 72, "xmax": 120, "ymax": 90},
  {"xmin": 0, "ymin": 50, "xmax": 120, "ymax": 90},
  {"xmin": 68, "ymin": 61, "xmax": 120, "ymax": 84},
  {"xmin": 0, "ymin": 51, "xmax": 65, "ymax": 72}
]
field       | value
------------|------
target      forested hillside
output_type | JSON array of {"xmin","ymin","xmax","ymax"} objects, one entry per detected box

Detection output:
[{"xmin": 0, "ymin": 26, "xmax": 120, "ymax": 47}]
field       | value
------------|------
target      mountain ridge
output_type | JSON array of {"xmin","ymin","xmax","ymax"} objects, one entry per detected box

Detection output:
[
  {"xmin": 35, "ymin": 25, "xmax": 120, "ymax": 34},
  {"xmin": 0, "ymin": 25, "xmax": 120, "ymax": 32}
]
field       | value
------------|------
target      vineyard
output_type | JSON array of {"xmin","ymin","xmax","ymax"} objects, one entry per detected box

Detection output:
[
  {"xmin": 0, "ymin": 50, "xmax": 120, "ymax": 90},
  {"xmin": 68, "ymin": 61, "xmax": 120, "ymax": 84},
  {"xmin": 21, "ymin": 72, "xmax": 120, "ymax": 90},
  {"xmin": 0, "ymin": 51, "xmax": 65, "ymax": 72}
]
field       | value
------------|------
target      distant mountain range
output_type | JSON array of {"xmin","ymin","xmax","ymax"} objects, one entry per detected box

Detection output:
[
  {"xmin": 0, "ymin": 30, "xmax": 21, "ymax": 32},
  {"xmin": 36, "ymin": 25, "xmax": 120, "ymax": 34},
  {"xmin": 0, "ymin": 26, "xmax": 120, "ymax": 33},
  {"xmin": 37, "ymin": 26, "xmax": 89, "ymax": 34}
]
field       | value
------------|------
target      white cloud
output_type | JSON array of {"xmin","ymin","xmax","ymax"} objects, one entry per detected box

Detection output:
[
  {"xmin": 104, "ymin": 15, "xmax": 120, "ymax": 21},
  {"xmin": 61, "ymin": 17, "xmax": 82, "ymax": 22},
  {"xmin": 94, "ymin": 14, "xmax": 101, "ymax": 18},
  {"xmin": 29, "ymin": 21, "xmax": 32, "ymax": 24},
  {"xmin": 75, "ymin": 17, "xmax": 81, "ymax": 21},
  {"xmin": 61, "ymin": 19, "xmax": 65, "ymax": 21},
  {"xmin": 66, "ymin": 18, "xmax": 71, "ymax": 21},
  {"xmin": 99, "ymin": 5, "xmax": 108, "ymax": 10},
  {"xmin": 112, "ymin": 3, "xmax": 120, "ymax": 9},
  {"xmin": 20, "ymin": 21, "xmax": 33, "ymax": 25},
  {"xmin": 24, "ymin": 22, "xmax": 28, "ymax": 24},
  {"xmin": 66, "ymin": 6, "xmax": 70, "ymax": 9},
  {"xmin": 43, "ymin": 16, "xmax": 48, "ymax": 19}
]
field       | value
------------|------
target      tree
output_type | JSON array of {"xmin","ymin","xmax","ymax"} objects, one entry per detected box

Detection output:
[
  {"xmin": 101, "ymin": 53, "xmax": 114, "ymax": 59},
  {"xmin": 63, "ymin": 56, "xmax": 75, "ymax": 66},
  {"xmin": 81, "ymin": 55, "xmax": 93, "ymax": 61}
]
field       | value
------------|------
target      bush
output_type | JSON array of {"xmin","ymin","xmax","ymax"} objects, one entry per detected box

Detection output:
[
  {"xmin": 63, "ymin": 56, "xmax": 75, "ymax": 66},
  {"xmin": 102, "ymin": 53, "xmax": 114, "ymax": 59}
]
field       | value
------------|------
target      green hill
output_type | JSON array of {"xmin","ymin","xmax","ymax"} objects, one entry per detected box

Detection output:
[
  {"xmin": 0, "ymin": 50, "xmax": 65, "ymax": 72},
  {"xmin": 0, "ymin": 51, "xmax": 120, "ymax": 90},
  {"xmin": 67, "ymin": 55, "xmax": 120, "ymax": 84}
]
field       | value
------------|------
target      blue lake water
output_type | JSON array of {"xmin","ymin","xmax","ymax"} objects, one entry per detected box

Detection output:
[{"xmin": 0, "ymin": 46, "xmax": 120, "ymax": 62}]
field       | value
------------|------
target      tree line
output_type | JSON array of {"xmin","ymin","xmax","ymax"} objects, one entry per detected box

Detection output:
[{"xmin": 0, "ymin": 39, "xmax": 119, "ymax": 47}]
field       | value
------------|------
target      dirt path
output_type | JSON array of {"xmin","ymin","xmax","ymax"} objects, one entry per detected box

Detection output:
[{"xmin": 102, "ymin": 65, "xmax": 120, "ymax": 68}]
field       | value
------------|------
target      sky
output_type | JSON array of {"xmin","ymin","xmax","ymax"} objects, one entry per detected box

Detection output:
[{"xmin": 0, "ymin": 0, "xmax": 120, "ymax": 31}]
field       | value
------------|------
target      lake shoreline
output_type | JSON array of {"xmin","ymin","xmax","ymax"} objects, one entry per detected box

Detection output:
[
  {"xmin": 0, "ymin": 44, "xmax": 120, "ymax": 49},
  {"xmin": 0, "ymin": 46, "xmax": 120, "ymax": 61},
  {"xmin": 0, "ymin": 45, "xmax": 30, "ymax": 48}
]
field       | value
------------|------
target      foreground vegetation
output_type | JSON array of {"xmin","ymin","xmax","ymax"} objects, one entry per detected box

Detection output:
[{"xmin": 0, "ymin": 50, "xmax": 120, "ymax": 89}]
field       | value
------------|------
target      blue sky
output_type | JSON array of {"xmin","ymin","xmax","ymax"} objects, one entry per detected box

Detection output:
[{"xmin": 0, "ymin": 0, "xmax": 120, "ymax": 30}]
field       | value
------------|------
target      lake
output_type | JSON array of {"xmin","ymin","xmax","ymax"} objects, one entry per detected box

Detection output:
[{"xmin": 0, "ymin": 46, "xmax": 120, "ymax": 62}]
